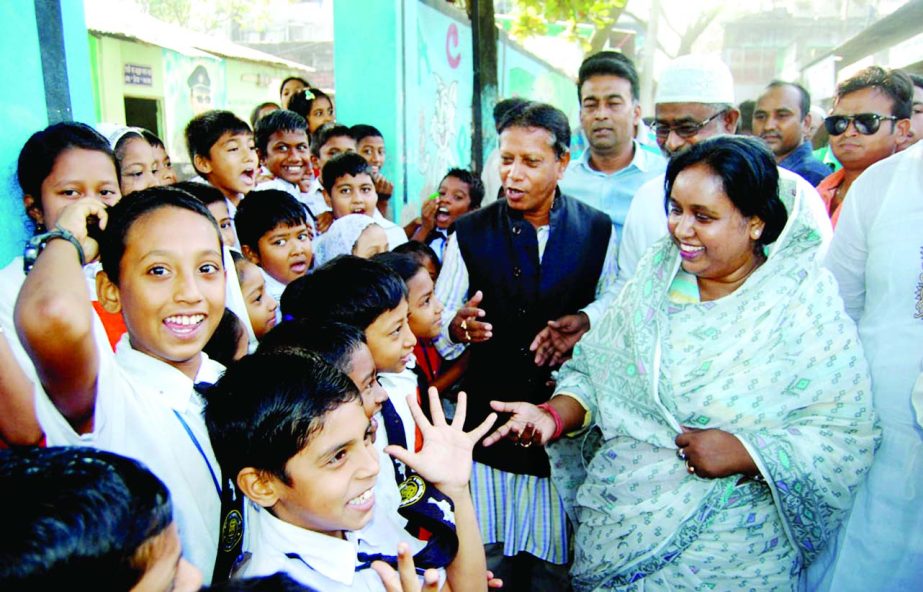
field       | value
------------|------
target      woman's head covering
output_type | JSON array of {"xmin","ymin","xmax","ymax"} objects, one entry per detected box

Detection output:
[
  {"xmin": 313, "ymin": 214, "xmax": 379, "ymax": 267},
  {"xmin": 95, "ymin": 124, "xmax": 146, "ymax": 154}
]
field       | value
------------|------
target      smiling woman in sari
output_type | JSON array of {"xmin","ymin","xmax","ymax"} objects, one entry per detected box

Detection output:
[{"xmin": 483, "ymin": 136, "xmax": 879, "ymax": 591}]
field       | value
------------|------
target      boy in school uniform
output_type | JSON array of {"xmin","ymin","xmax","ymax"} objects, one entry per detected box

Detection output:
[
  {"xmin": 1, "ymin": 446, "xmax": 202, "ymax": 591},
  {"xmin": 254, "ymin": 110, "xmax": 317, "ymax": 226},
  {"xmin": 235, "ymin": 189, "xmax": 313, "ymax": 308},
  {"xmin": 204, "ymin": 348, "xmax": 495, "ymax": 591},
  {"xmin": 302, "ymin": 123, "xmax": 357, "ymax": 231},
  {"xmin": 185, "ymin": 110, "xmax": 258, "ymax": 218},
  {"xmin": 321, "ymin": 152, "xmax": 407, "ymax": 250},
  {"xmin": 15, "ymin": 187, "xmax": 235, "ymax": 583}
]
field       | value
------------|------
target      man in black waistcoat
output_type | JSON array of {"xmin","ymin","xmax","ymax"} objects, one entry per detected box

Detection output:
[{"xmin": 433, "ymin": 101, "xmax": 617, "ymax": 591}]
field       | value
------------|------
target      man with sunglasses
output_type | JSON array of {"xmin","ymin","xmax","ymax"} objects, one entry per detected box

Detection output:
[
  {"xmin": 616, "ymin": 55, "xmax": 831, "ymax": 291},
  {"xmin": 816, "ymin": 65, "xmax": 913, "ymax": 227}
]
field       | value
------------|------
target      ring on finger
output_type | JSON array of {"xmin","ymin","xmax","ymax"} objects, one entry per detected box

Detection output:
[
  {"xmin": 686, "ymin": 461, "xmax": 695, "ymax": 474},
  {"xmin": 676, "ymin": 448, "xmax": 686, "ymax": 461}
]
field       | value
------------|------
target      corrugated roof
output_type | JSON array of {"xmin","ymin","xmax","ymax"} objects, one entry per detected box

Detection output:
[{"xmin": 84, "ymin": 0, "xmax": 314, "ymax": 72}]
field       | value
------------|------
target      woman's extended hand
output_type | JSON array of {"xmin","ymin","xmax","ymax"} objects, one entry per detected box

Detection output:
[
  {"xmin": 385, "ymin": 388, "xmax": 496, "ymax": 493},
  {"xmin": 675, "ymin": 428, "xmax": 759, "ymax": 479},
  {"xmin": 481, "ymin": 401, "xmax": 556, "ymax": 448}
]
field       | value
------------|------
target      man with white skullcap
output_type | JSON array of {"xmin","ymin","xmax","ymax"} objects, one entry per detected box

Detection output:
[{"xmin": 614, "ymin": 54, "xmax": 832, "ymax": 290}]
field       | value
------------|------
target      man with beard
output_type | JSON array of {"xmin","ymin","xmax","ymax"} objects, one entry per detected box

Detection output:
[
  {"xmin": 753, "ymin": 81, "xmax": 830, "ymax": 185},
  {"xmin": 816, "ymin": 66, "xmax": 913, "ymax": 228},
  {"xmin": 617, "ymin": 55, "xmax": 832, "ymax": 290},
  {"xmin": 560, "ymin": 51, "xmax": 665, "ymax": 238}
]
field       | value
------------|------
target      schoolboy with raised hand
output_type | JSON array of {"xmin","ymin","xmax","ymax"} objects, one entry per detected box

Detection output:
[
  {"xmin": 204, "ymin": 349, "xmax": 495, "ymax": 592},
  {"xmin": 15, "ymin": 187, "xmax": 233, "ymax": 583}
]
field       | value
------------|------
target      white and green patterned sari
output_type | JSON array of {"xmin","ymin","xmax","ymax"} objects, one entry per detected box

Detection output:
[{"xmin": 548, "ymin": 179, "xmax": 879, "ymax": 591}]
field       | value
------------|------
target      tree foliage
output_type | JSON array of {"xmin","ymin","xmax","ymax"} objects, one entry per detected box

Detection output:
[
  {"xmin": 136, "ymin": 0, "xmax": 277, "ymax": 33},
  {"xmin": 508, "ymin": 0, "xmax": 629, "ymax": 51}
]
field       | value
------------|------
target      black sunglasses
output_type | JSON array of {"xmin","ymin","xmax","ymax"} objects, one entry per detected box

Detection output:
[{"xmin": 824, "ymin": 113, "xmax": 898, "ymax": 136}]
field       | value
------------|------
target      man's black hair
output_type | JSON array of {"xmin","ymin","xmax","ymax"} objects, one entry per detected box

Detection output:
[
  {"xmin": 0, "ymin": 446, "xmax": 172, "ymax": 590},
  {"xmin": 320, "ymin": 151, "xmax": 373, "ymax": 194},
  {"xmin": 185, "ymin": 110, "xmax": 252, "ymax": 174},
  {"xmin": 205, "ymin": 349, "xmax": 360, "ymax": 485},
  {"xmin": 764, "ymin": 81, "xmax": 811, "ymax": 119},
  {"xmin": 836, "ymin": 66, "xmax": 913, "ymax": 119},
  {"xmin": 234, "ymin": 189, "xmax": 309, "ymax": 252},
  {"xmin": 492, "ymin": 97, "xmax": 530, "ymax": 129},
  {"xmin": 497, "ymin": 101, "xmax": 571, "ymax": 159},
  {"xmin": 100, "ymin": 186, "xmax": 220, "ymax": 286},
  {"xmin": 577, "ymin": 51, "xmax": 639, "ymax": 102},
  {"xmin": 280, "ymin": 255, "xmax": 407, "ymax": 329},
  {"xmin": 140, "ymin": 128, "xmax": 166, "ymax": 150},
  {"xmin": 254, "ymin": 109, "xmax": 308, "ymax": 155},
  {"xmin": 372, "ymin": 251, "xmax": 423, "ymax": 283}
]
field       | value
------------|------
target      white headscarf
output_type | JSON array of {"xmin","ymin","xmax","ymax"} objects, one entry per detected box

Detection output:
[
  {"xmin": 313, "ymin": 214, "xmax": 379, "ymax": 267},
  {"xmin": 95, "ymin": 123, "xmax": 146, "ymax": 153}
]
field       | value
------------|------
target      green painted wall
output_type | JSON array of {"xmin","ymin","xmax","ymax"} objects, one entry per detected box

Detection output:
[{"xmin": 333, "ymin": 0, "xmax": 405, "ymax": 220}]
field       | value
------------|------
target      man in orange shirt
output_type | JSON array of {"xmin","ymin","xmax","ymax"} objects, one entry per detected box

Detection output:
[{"xmin": 818, "ymin": 66, "xmax": 912, "ymax": 227}]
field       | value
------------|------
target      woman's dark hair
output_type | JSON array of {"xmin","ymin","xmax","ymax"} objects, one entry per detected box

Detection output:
[
  {"xmin": 17, "ymin": 122, "xmax": 119, "ymax": 214},
  {"xmin": 393, "ymin": 241, "xmax": 441, "ymax": 277},
  {"xmin": 0, "ymin": 446, "xmax": 172, "ymax": 590},
  {"xmin": 664, "ymin": 136, "xmax": 787, "ymax": 249},
  {"xmin": 204, "ymin": 308, "xmax": 247, "ymax": 367},
  {"xmin": 99, "ymin": 186, "xmax": 221, "ymax": 286},
  {"xmin": 205, "ymin": 349, "xmax": 360, "ymax": 484},
  {"xmin": 441, "ymin": 167, "xmax": 485, "ymax": 209},
  {"xmin": 497, "ymin": 101, "xmax": 571, "ymax": 159}
]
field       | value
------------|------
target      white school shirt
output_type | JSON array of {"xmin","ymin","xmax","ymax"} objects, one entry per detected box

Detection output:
[
  {"xmin": 54, "ymin": 337, "xmax": 225, "ymax": 583},
  {"xmin": 241, "ymin": 504, "xmax": 434, "ymax": 591},
  {"xmin": 373, "ymin": 364, "xmax": 420, "ymax": 523},
  {"xmin": 255, "ymin": 178, "xmax": 322, "ymax": 231},
  {"xmin": 260, "ymin": 269, "xmax": 287, "ymax": 324},
  {"xmin": 0, "ymin": 257, "xmax": 115, "ymax": 447}
]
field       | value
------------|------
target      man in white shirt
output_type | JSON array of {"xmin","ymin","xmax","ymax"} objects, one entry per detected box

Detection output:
[{"xmin": 617, "ymin": 54, "xmax": 831, "ymax": 294}]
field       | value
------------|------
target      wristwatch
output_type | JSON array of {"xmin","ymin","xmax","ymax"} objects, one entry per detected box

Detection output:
[{"xmin": 23, "ymin": 226, "xmax": 85, "ymax": 274}]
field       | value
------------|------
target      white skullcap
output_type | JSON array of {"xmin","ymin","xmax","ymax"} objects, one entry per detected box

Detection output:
[
  {"xmin": 655, "ymin": 54, "xmax": 735, "ymax": 105},
  {"xmin": 95, "ymin": 123, "xmax": 146, "ymax": 151}
]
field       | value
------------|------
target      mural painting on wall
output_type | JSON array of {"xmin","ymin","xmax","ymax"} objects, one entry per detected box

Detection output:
[
  {"xmin": 163, "ymin": 50, "xmax": 226, "ymax": 167},
  {"xmin": 411, "ymin": 7, "xmax": 472, "ymax": 213}
]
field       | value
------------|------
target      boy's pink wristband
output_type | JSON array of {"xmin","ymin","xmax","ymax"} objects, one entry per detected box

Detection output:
[{"xmin": 537, "ymin": 402, "xmax": 564, "ymax": 441}]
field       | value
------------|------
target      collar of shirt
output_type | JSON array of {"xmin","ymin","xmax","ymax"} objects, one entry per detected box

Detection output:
[
  {"xmin": 575, "ymin": 139, "xmax": 660, "ymax": 176},
  {"xmin": 113, "ymin": 334, "xmax": 223, "ymax": 414},
  {"xmin": 255, "ymin": 505, "xmax": 362, "ymax": 586},
  {"xmin": 261, "ymin": 269, "xmax": 289, "ymax": 306}
]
